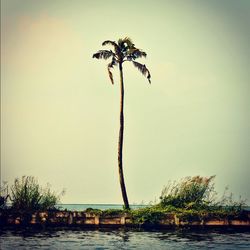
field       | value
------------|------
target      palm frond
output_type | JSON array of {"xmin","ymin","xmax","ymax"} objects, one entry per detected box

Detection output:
[
  {"xmin": 102, "ymin": 40, "xmax": 118, "ymax": 48},
  {"xmin": 107, "ymin": 57, "xmax": 117, "ymax": 84},
  {"xmin": 108, "ymin": 57, "xmax": 117, "ymax": 68},
  {"xmin": 102, "ymin": 40, "xmax": 120, "ymax": 55},
  {"xmin": 118, "ymin": 38, "xmax": 124, "ymax": 47},
  {"xmin": 126, "ymin": 48, "xmax": 147, "ymax": 60},
  {"xmin": 132, "ymin": 61, "xmax": 151, "ymax": 83},
  {"xmin": 92, "ymin": 50, "xmax": 114, "ymax": 60},
  {"xmin": 133, "ymin": 49, "xmax": 147, "ymax": 58},
  {"xmin": 122, "ymin": 37, "xmax": 134, "ymax": 48},
  {"xmin": 118, "ymin": 37, "xmax": 134, "ymax": 54},
  {"xmin": 108, "ymin": 67, "xmax": 114, "ymax": 84}
]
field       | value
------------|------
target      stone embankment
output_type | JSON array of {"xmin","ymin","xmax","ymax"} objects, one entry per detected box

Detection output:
[{"xmin": 1, "ymin": 210, "xmax": 250, "ymax": 228}]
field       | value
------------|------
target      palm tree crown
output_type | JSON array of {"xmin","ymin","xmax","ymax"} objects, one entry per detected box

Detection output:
[{"xmin": 92, "ymin": 37, "xmax": 151, "ymax": 84}]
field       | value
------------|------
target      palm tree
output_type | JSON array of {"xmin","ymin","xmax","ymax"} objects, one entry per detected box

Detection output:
[{"xmin": 93, "ymin": 37, "xmax": 151, "ymax": 209}]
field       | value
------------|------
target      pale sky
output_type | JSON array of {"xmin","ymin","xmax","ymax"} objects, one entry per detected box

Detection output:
[{"xmin": 1, "ymin": 0, "xmax": 249, "ymax": 204}]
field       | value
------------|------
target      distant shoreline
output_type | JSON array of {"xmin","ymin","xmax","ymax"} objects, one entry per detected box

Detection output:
[
  {"xmin": 55, "ymin": 204, "xmax": 250, "ymax": 211},
  {"xmin": 55, "ymin": 204, "xmax": 149, "ymax": 211}
]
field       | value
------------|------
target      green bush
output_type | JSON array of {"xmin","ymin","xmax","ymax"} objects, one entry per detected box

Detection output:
[
  {"xmin": 129, "ymin": 207, "xmax": 167, "ymax": 225},
  {"xmin": 159, "ymin": 175, "xmax": 246, "ymax": 213},
  {"xmin": 101, "ymin": 209, "xmax": 124, "ymax": 216},
  {"xmin": 159, "ymin": 176, "xmax": 216, "ymax": 209},
  {"xmin": 84, "ymin": 208, "xmax": 102, "ymax": 215},
  {"xmin": 84, "ymin": 208, "xmax": 124, "ymax": 216},
  {"xmin": 10, "ymin": 176, "xmax": 64, "ymax": 211}
]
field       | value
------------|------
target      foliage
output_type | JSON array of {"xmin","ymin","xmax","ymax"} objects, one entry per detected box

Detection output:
[
  {"xmin": 9, "ymin": 176, "xmax": 64, "ymax": 211},
  {"xmin": 159, "ymin": 176, "xmax": 217, "ymax": 209},
  {"xmin": 128, "ymin": 206, "xmax": 247, "ymax": 226},
  {"xmin": 84, "ymin": 208, "xmax": 102, "ymax": 215},
  {"xmin": 129, "ymin": 207, "xmax": 166, "ymax": 225},
  {"xmin": 101, "ymin": 208, "xmax": 124, "ymax": 216},
  {"xmin": 0, "ymin": 181, "xmax": 9, "ymax": 209},
  {"xmin": 214, "ymin": 186, "xmax": 246, "ymax": 213},
  {"xmin": 158, "ymin": 175, "xmax": 245, "ymax": 216},
  {"xmin": 84, "ymin": 208, "xmax": 124, "ymax": 216},
  {"xmin": 126, "ymin": 175, "xmax": 246, "ymax": 225},
  {"xmin": 82, "ymin": 176, "xmax": 246, "ymax": 225},
  {"xmin": 93, "ymin": 37, "xmax": 151, "ymax": 85}
]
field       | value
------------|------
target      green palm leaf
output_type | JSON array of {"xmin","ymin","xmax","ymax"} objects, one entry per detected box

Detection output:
[
  {"xmin": 92, "ymin": 50, "xmax": 114, "ymax": 60},
  {"xmin": 108, "ymin": 67, "xmax": 114, "ymax": 84},
  {"xmin": 132, "ymin": 49, "xmax": 147, "ymax": 58},
  {"xmin": 107, "ymin": 58, "xmax": 117, "ymax": 84},
  {"xmin": 132, "ymin": 61, "xmax": 151, "ymax": 83},
  {"xmin": 102, "ymin": 40, "xmax": 118, "ymax": 48},
  {"xmin": 102, "ymin": 40, "xmax": 120, "ymax": 55},
  {"xmin": 119, "ymin": 37, "xmax": 134, "ymax": 48}
]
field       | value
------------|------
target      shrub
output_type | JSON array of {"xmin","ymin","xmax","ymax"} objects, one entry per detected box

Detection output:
[
  {"xmin": 130, "ymin": 207, "xmax": 165, "ymax": 225},
  {"xmin": 159, "ymin": 176, "xmax": 216, "ymax": 209},
  {"xmin": 101, "ymin": 209, "xmax": 124, "ymax": 216},
  {"xmin": 9, "ymin": 176, "xmax": 64, "ymax": 211},
  {"xmin": 84, "ymin": 208, "xmax": 124, "ymax": 216},
  {"xmin": 159, "ymin": 175, "xmax": 246, "ymax": 212},
  {"xmin": 0, "ymin": 181, "xmax": 9, "ymax": 209},
  {"xmin": 84, "ymin": 208, "xmax": 102, "ymax": 215}
]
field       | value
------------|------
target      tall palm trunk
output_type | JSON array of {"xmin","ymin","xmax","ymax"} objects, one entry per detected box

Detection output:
[{"xmin": 118, "ymin": 63, "xmax": 129, "ymax": 209}]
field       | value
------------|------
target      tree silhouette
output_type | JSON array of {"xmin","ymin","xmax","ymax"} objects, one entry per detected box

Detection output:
[{"xmin": 93, "ymin": 37, "xmax": 151, "ymax": 209}]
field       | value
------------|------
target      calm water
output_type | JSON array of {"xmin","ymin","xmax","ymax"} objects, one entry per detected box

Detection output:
[{"xmin": 1, "ymin": 228, "xmax": 250, "ymax": 249}]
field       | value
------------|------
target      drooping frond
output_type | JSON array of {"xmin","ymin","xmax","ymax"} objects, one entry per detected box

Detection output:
[
  {"xmin": 132, "ymin": 49, "xmax": 147, "ymax": 58},
  {"xmin": 102, "ymin": 40, "xmax": 118, "ymax": 48},
  {"xmin": 108, "ymin": 57, "xmax": 117, "ymax": 69},
  {"xmin": 126, "ymin": 48, "xmax": 147, "ymax": 61},
  {"xmin": 102, "ymin": 40, "xmax": 120, "ymax": 55},
  {"xmin": 108, "ymin": 67, "xmax": 114, "ymax": 84},
  {"xmin": 92, "ymin": 50, "xmax": 114, "ymax": 60},
  {"xmin": 132, "ymin": 61, "xmax": 151, "ymax": 83},
  {"xmin": 107, "ymin": 57, "xmax": 117, "ymax": 84}
]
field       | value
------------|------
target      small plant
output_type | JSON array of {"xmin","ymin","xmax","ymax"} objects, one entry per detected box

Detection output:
[
  {"xmin": 84, "ymin": 208, "xmax": 102, "ymax": 215},
  {"xmin": 84, "ymin": 208, "xmax": 124, "ymax": 216},
  {"xmin": 129, "ymin": 207, "xmax": 166, "ymax": 225},
  {"xmin": 9, "ymin": 176, "xmax": 64, "ymax": 211},
  {"xmin": 101, "ymin": 209, "xmax": 124, "ymax": 216}
]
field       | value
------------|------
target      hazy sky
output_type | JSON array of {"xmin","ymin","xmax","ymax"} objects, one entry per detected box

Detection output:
[{"xmin": 1, "ymin": 0, "xmax": 249, "ymax": 204}]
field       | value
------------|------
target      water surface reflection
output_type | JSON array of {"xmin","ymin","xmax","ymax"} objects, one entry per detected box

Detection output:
[{"xmin": 0, "ymin": 227, "xmax": 250, "ymax": 249}]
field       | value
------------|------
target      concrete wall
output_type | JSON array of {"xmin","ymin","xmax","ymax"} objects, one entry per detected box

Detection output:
[{"xmin": 1, "ymin": 210, "xmax": 250, "ymax": 228}]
